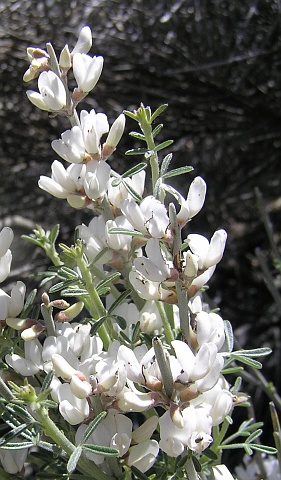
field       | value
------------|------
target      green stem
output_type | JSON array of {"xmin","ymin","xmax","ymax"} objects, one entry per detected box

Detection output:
[
  {"xmin": 156, "ymin": 301, "xmax": 174, "ymax": 344},
  {"xmin": 36, "ymin": 404, "xmax": 115, "ymax": 480},
  {"xmin": 76, "ymin": 255, "xmax": 111, "ymax": 350},
  {"xmin": 185, "ymin": 454, "xmax": 199, "ymax": 480},
  {"xmin": 137, "ymin": 108, "xmax": 160, "ymax": 193}
]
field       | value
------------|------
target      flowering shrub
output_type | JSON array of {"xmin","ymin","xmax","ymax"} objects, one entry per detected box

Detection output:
[{"xmin": 0, "ymin": 26, "xmax": 279, "ymax": 480}]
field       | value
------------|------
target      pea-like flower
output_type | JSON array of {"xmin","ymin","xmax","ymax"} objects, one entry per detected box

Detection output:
[
  {"xmin": 0, "ymin": 227, "xmax": 13, "ymax": 282},
  {"xmin": 73, "ymin": 53, "xmax": 103, "ymax": 93},
  {"xmin": 26, "ymin": 71, "xmax": 66, "ymax": 112}
]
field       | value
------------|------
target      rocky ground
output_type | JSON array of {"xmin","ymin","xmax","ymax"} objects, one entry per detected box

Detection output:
[{"xmin": 1, "ymin": 0, "xmax": 281, "ymax": 464}]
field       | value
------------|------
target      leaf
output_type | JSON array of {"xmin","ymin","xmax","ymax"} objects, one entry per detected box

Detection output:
[
  {"xmin": 160, "ymin": 153, "xmax": 173, "ymax": 176},
  {"xmin": 67, "ymin": 445, "xmax": 83, "ymax": 473},
  {"xmin": 6, "ymin": 404, "xmax": 34, "ymax": 423},
  {"xmin": 162, "ymin": 165, "xmax": 193, "ymax": 179},
  {"xmin": 250, "ymin": 444, "xmax": 277, "ymax": 454},
  {"xmin": 154, "ymin": 139, "xmax": 174, "ymax": 152},
  {"xmin": 79, "ymin": 411, "xmax": 107, "ymax": 445},
  {"xmin": 60, "ymin": 288, "xmax": 89, "ymax": 297},
  {"xmin": 48, "ymin": 279, "xmax": 77, "ymax": 294},
  {"xmin": 82, "ymin": 444, "xmax": 119, "ymax": 457},
  {"xmin": 202, "ymin": 448, "xmax": 218, "ymax": 460},
  {"xmin": 234, "ymin": 347, "xmax": 272, "ymax": 357},
  {"xmin": 90, "ymin": 317, "xmax": 108, "ymax": 336},
  {"xmin": 0, "ymin": 441, "xmax": 34, "ymax": 449},
  {"xmin": 231, "ymin": 354, "xmax": 262, "ymax": 369},
  {"xmin": 152, "ymin": 123, "xmax": 163, "ymax": 138},
  {"xmin": 150, "ymin": 104, "xmax": 168, "ymax": 123},
  {"xmin": 22, "ymin": 289, "xmax": 37, "ymax": 313},
  {"xmin": 246, "ymin": 429, "xmax": 263, "ymax": 443},
  {"xmin": 109, "ymin": 315, "xmax": 127, "ymax": 330},
  {"xmin": 122, "ymin": 179, "xmax": 143, "ymax": 201},
  {"xmin": 96, "ymin": 272, "xmax": 121, "ymax": 292},
  {"xmin": 122, "ymin": 162, "xmax": 147, "ymax": 178},
  {"xmin": 125, "ymin": 148, "xmax": 148, "ymax": 156},
  {"xmin": 224, "ymin": 320, "xmax": 234, "ymax": 352},
  {"xmin": 59, "ymin": 266, "xmax": 79, "ymax": 279},
  {"xmin": 41, "ymin": 370, "xmax": 54, "ymax": 393},
  {"xmin": 48, "ymin": 224, "xmax": 60, "ymax": 244},
  {"xmin": 0, "ymin": 423, "xmax": 31, "ymax": 446},
  {"xmin": 108, "ymin": 227, "xmax": 144, "ymax": 238},
  {"xmin": 129, "ymin": 131, "xmax": 146, "ymax": 141},
  {"xmin": 108, "ymin": 290, "xmax": 131, "ymax": 314},
  {"xmin": 124, "ymin": 110, "xmax": 138, "ymax": 121}
]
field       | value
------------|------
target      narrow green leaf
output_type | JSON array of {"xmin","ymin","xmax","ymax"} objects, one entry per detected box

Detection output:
[
  {"xmin": 39, "ymin": 276, "xmax": 56, "ymax": 287},
  {"xmin": 108, "ymin": 227, "xmax": 144, "ymax": 238},
  {"xmin": 246, "ymin": 429, "xmax": 263, "ymax": 443},
  {"xmin": 222, "ymin": 367, "xmax": 244, "ymax": 375},
  {"xmin": 60, "ymin": 288, "xmax": 88, "ymax": 297},
  {"xmin": 251, "ymin": 444, "xmax": 277, "ymax": 454},
  {"xmin": 0, "ymin": 423, "xmax": 31, "ymax": 445},
  {"xmin": 125, "ymin": 148, "xmax": 148, "ymax": 156},
  {"xmin": 160, "ymin": 153, "xmax": 173, "ymax": 176},
  {"xmin": 224, "ymin": 320, "xmax": 234, "ymax": 352},
  {"xmin": 67, "ymin": 445, "xmax": 83, "ymax": 473},
  {"xmin": 202, "ymin": 448, "xmax": 218, "ymax": 460},
  {"xmin": 88, "ymin": 247, "xmax": 109, "ymax": 267},
  {"xmin": 0, "ymin": 441, "xmax": 34, "ymax": 449},
  {"xmin": 124, "ymin": 110, "xmax": 138, "ymax": 121},
  {"xmin": 152, "ymin": 123, "xmax": 163, "ymax": 138},
  {"xmin": 154, "ymin": 139, "xmax": 173, "ymax": 152},
  {"xmin": 150, "ymin": 103, "xmax": 168, "ymax": 123},
  {"xmin": 59, "ymin": 266, "xmax": 79, "ymax": 279},
  {"xmin": 79, "ymin": 411, "xmax": 107, "ymax": 445},
  {"xmin": 96, "ymin": 272, "xmax": 121, "ymax": 291},
  {"xmin": 122, "ymin": 162, "xmax": 147, "ymax": 178},
  {"xmin": 109, "ymin": 315, "xmax": 127, "ymax": 330},
  {"xmin": 108, "ymin": 290, "xmax": 131, "ymax": 314},
  {"xmin": 231, "ymin": 354, "xmax": 262, "ymax": 369},
  {"xmin": 21, "ymin": 235, "xmax": 42, "ymax": 247},
  {"xmin": 48, "ymin": 279, "xmax": 77, "ymax": 294},
  {"xmin": 234, "ymin": 348, "xmax": 272, "ymax": 357},
  {"xmin": 22, "ymin": 289, "xmax": 37, "ymax": 313},
  {"xmin": 48, "ymin": 224, "xmax": 60, "ymax": 244},
  {"xmin": 82, "ymin": 444, "xmax": 119, "ymax": 457},
  {"xmin": 162, "ymin": 165, "xmax": 193, "ymax": 179},
  {"xmin": 90, "ymin": 317, "xmax": 108, "ymax": 336},
  {"xmin": 6, "ymin": 404, "xmax": 34, "ymax": 423},
  {"xmin": 129, "ymin": 131, "xmax": 146, "ymax": 141},
  {"xmin": 122, "ymin": 179, "xmax": 142, "ymax": 202},
  {"xmin": 41, "ymin": 370, "xmax": 54, "ymax": 393}
]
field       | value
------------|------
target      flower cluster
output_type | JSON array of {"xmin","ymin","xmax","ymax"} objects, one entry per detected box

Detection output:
[{"xmin": 0, "ymin": 25, "xmax": 276, "ymax": 480}]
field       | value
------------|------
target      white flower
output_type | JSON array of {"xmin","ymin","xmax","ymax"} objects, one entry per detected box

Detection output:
[
  {"xmin": 159, "ymin": 404, "xmax": 212, "ymax": 456},
  {"xmin": 5, "ymin": 339, "xmax": 43, "ymax": 376},
  {"xmin": 127, "ymin": 440, "xmax": 159, "ymax": 473},
  {"xmin": 81, "ymin": 109, "xmax": 109, "ymax": 156},
  {"xmin": 0, "ymin": 281, "xmax": 26, "ymax": 320},
  {"xmin": 38, "ymin": 160, "xmax": 87, "ymax": 208},
  {"xmin": 132, "ymin": 416, "xmax": 158, "ymax": 444},
  {"xmin": 108, "ymin": 170, "xmax": 146, "ymax": 208},
  {"xmin": 72, "ymin": 26, "xmax": 92, "ymax": 54},
  {"xmin": 177, "ymin": 176, "xmax": 207, "ymax": 226},
  {"xmin": 27, "ymin": 71, "xmax": 66, "ymax": 111},
  {"xmin": 0, "ymin": 227, "xmax": 13, "ymax": 283},
  {"xmin": 73, "ymin": 53, "xmax": 103, "ymax": 93},
  {"xmin": 129, "ymin": 239, "xmax": 174, "ymax": 301},
  {"xmin": 139, "ymin": 300, "xmax": 163, "ymax": 333},
  {"xmin": 52, "ymin": 126, "xmax": 85, "ymax": 164},
  {"xmin": 0, "ymin": 439, "xmax": 29, "ymax": 474},
  {"xmin": 76, "ymin": 412, "xmax": 132, "ymax": 464},
  {"xmin": 196, "ymin": 311, "xmax": 225, "ymax": 350},
  {"xmin": 121, "ymin": 195, "xmax": 170, "ymax": 238},
  {"xmin": 187, "ymin": 229, "xmax": 227, "ymax": 270},
  {"xmin": 84, "ymin": 159, "xmax": 111, "ymax": 200},
  {"xmin": 56, "ymin": 383, "xmax": 89, "ymax": 425},
  {"xmin": 103, "ymin": 113, "xmax": 126, "ymax": 155}
]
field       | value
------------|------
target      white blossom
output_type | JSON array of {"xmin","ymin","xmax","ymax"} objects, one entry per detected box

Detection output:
[
  {"xmin": 108, "ymin": 170, "xmax": 146, "ymax": 208},
  {"xmin": 27, "ymin": 71, "xmax": 66, "ymax": 111},
  {"xmin": 72, "ymin": 26, "xmax": 92, "ymax": 55},
  {"xmin": 81, "ymin": 109, "xmax": 109, "ymax": 156},
  {"xmin": 56, "ymin": 383, "xmax": 90, "ymax": 425},
  {"xmin": 0, "ymin": 227, "xmax": 13, "ymax": 283},
  {"xmin": 177, "ymin": 176, "xmax": 207, "ymax": 226},
  {"xmin": 84, "ymin": 159, "xmax": 111, "ymax": 200},
  {"xmin": 0, "ymin": 439, "xmax": 29, "ymax": 474},
  {"xmin": 127, "ymin": 439, "xmax": 159, "ymax": 473},
  {"xmin": 187, "ymin": 229, "xmax": 227, "ymax": 270},
  {"xmin": 213, "ymin": 464, "xmax": 236, "ymax": 480},
  {"xmin": 121, "ymin": 195, "xmax": 170, "ymax": 238},
  {"xmin": 52, "ymin": 126, "xmax": 85, "ymax": 164},
  {"xmin": 0, "ymin": 281, "xmax": 26, "ymax": 319},
  {"xmin": 73, "ymin": 53, "xmax": 103, "ymax": 93},
  {"xmin": 6, "ymin": 339, "xmax": 43, "ymax": 376}
]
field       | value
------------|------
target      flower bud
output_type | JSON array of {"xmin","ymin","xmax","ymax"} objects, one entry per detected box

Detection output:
[
  {"xmin": 70, "ymin": 375, "xmax": 92, "ymax": 399},
  {"xmin": 59, "ymin": 44, "xmax": 71, "ymax": 70},
  {"xmin": 51, "ymin": 353, "xmax": 77, "ymax": 380},
  {"xmin": 72, "ymin": 26, "xmax": 92, "ymax": 54},
  {"xmin": 21, "ymin": 323, "xmax": 45, "ymax": 341},
  {"xmin": 6, "ymin": 317, "xmax": 33, "ymax": 331},
  {"xmin": 170, "ymin": 404, "xmax": 184, "ymax": 428},
  {"xmin": 54, "ymin": 301, "xmax": 84, "ymax": 322},
  {"xmin": 102, "ymin": 114, "xmax": 126, "ymax": 158},
  {"xmin": 51, "ymin": 299, "xmax": 70, "ymax": 309}
]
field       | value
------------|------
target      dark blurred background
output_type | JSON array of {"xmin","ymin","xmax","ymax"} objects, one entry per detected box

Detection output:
[{"xmin": 1, "ymin": 0, "xmax": 281, "ymax": 466}]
